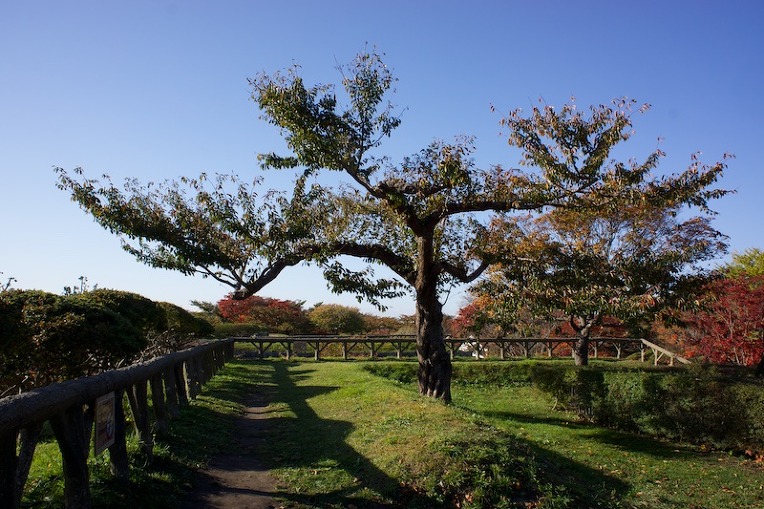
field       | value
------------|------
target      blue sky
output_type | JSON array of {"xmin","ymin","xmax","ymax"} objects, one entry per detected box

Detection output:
[{"xmin": 1, "ymin": 1, "xmax": 762, "ymax": 317}]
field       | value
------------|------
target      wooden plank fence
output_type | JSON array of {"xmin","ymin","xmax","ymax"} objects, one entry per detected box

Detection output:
[
  {"xmin": 242, "ymin": 335, "xmax": 690, "ymax": 366},
  {"xmin": 0, "ymin": 338, "xmax": 235, "ymax": 509}
]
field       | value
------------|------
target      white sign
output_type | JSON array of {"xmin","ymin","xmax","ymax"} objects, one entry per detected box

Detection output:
[{"xmin": 94, "ymin": 392, "xmax": 116, "ymax": 455}]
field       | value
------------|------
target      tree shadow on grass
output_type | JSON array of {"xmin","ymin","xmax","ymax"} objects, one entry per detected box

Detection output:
[
  {"xmin": 253, "ymin": 362, "xmax": 637, "ymax": 509},
  {"xmin": 474, "ymin": 408, "xmax": 704, "ymax": 460},
  {"xmin": 255, "ymin": 361, "xmax": 434, "ymax": 508}
]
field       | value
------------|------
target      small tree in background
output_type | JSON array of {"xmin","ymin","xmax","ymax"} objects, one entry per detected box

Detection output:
[
  {"xmin": 217, "ymin": 294, "xmax": 311, "ymax": 334},
  {"xmin": 723, "ymin": 248, "xmax": 764, "ymax": 277},
  {"xmin": 361, "ymin": 313, "xmax": 403, "ymax": 335},
  {"xmin": 308, "ymin": 303, "xmax": 366, "ymax": 334},
  {"xmin": 472, "ymin": 197, "xmax": 728, "ymax": 365},
  {"xmin": 680, "ymin": 275, "xmax": 764, "ymax": 369}
]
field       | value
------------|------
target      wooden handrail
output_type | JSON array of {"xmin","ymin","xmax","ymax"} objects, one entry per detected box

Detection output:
[{"xmin": 1, "ymin": 338, "xmax": 235, "ymax": 509}]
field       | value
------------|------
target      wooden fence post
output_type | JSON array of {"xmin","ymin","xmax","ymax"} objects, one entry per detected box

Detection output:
[
  {"xmin": 127, "ymin": 381, "xmax": 153, "ymax": 460},
  {"xmin": 149, "ymin": 374, "xmax": 168, "ymax": 437},
  {"xmin": 107, "ymin": 390, "xmax": 129, "ymax": 481},
  {"xmin": 51, "ymin": 405, "xmax": 91, "ymax": 509},
  {"xmin": 174, "ymin": 362, "xmax": 189, "ymax": 406},
  {"xmin": 185, "ymin": 359, "xmax": 199, "ymax": 399},
  {"xmin": 0, "ymin": 429, "xmax": 18, "ymax": 509},
  {"xmin": 13, "ymin": 423, "xmax": 43, "ymax": 508},
  {"xmin": 163, "ymin": 369, "xmax": 180, "ymax": 419}
]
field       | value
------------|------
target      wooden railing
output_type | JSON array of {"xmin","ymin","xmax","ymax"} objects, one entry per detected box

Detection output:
[
  {"xmin": 241, "ymin": 334, "xmax": 691, "ymax": 365},
  {"xmin": 0, "ymin": 338, "xmax": 235, "ymax": 509}
]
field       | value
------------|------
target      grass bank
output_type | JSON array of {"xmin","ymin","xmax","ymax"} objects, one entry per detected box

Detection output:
[
  {"xmin": 256, "ymin": 360, "xmax": 764, "ymax": 508},
  {"xmin": 23, "ymin": 358, "xmax": 764, "ymax": 508}
]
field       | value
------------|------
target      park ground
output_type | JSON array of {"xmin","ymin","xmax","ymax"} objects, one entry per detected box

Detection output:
[{"xmin": 24, "ymin": 357, "xmax": 764, "ymax": 508}]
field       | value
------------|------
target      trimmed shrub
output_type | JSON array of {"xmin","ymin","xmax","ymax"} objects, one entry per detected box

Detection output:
[
  {"xmin": 212, "ymin": 322, "xmax": 267, "ymax": 338},
  {"xmin": 366, "ymin": 360, "xmax": 764, "ymax": 453},
  {"xmin": 528, "ymin": 364, "xmax": 764, "ymax": 452},
  {"xmin": 1, "ymin": 290, "xmax": 144, "ymax": 393},
  {"xmin": 158, "ymin": 301, "xmax": 214, "ymax": 336}
]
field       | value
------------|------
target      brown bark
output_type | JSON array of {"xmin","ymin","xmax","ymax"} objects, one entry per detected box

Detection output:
[
  {"xmin": 570, "ymin": 314, "xmax": 598, "ymax": 366},
  {"xmin": 414, "ymin": 235, "xmax": 452, "ymax": 402},
  {"xmin": 572, "ymin": 335, "xmax": 590, "ymax": 366}
]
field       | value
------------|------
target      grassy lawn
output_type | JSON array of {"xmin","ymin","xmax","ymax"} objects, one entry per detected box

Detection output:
[
  {"xmin": 22, "ymin": 357, "xmax": 764, "ymax": 508},
  {"xmin": 251, "ymin": 360, "xmax": 764, "ymax": 509},
  {"xmin": 452, "ymin": 383, "xmax": 764, "ymax": 508}
]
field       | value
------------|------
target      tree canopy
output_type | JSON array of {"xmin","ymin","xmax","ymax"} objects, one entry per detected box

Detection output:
[
  {"xmin": 679, "ymin": 275, "xmax": 764, "ymax": 368},
  {"xmin": 723, "ymin": 248, "xmax": 764, "ymax": 277},
  {"xmin": 470, "ymin": 196, "xmax": 728, "ymax": 364},
  {"xmin": 57, "ymin": 51, "xmax": 729, "ymax": 400},
  {"xmin": 308, "ymin": 303, "xmax": 366, "ymax": 334}
]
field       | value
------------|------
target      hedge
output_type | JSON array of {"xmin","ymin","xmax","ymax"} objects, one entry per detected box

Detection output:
[{"xmin": 365, "ymin": 361, "xmax": 764, "ymax": 452}]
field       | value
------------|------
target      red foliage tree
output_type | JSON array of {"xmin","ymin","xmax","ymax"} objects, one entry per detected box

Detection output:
[
  {"xmin": 216, "ymin": 294, "xmax": 311, "ymax": 334},
  {"xmin": 680, "ymin": 275, "xmax": 764, "ymax": 367}
]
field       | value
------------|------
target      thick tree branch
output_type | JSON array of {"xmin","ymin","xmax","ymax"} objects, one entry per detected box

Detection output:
[{"xmin": 439, "ymin": 260, "xmax": 489, "ymax": 284}]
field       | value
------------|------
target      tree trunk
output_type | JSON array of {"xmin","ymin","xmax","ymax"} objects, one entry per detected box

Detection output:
[
  {"xmin": 570, "ymin": 314, "xmax": 597, "ymax": 366},
  {"xmin": 572, "ymin": 334, "xmax": 590, "ymax": 366},
  {"xmin": 414, "ymin": 235, "xmax": 452, "ymax": 403}
]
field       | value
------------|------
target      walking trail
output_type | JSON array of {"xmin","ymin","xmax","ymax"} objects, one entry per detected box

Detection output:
[{"xmin": 181, "ymin": 387, "xmax": 280, "ymax": 509}]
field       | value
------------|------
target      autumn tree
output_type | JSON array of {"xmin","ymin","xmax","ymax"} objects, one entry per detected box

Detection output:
[
  {"xmin": 308, "ymin": 303, "xmax": 365, "ymax": 334},
  {"xmin": 679, "ymin": 275, "xmax": 764, "ymax": 370},
  {"xmin": 723, "ymin": 248, "xmax": 764, "ymax": 277},
  {"xmin": 473, "ymin": 195, "xmax": 727, "ymax": 365},
  {"xmin": 217, "ymin": 294, "xmax": 311, "ymax": 334},
  {"xmin": 361, "ymin": 313, "xmax": 403, "ymax": 335},
  {"xmin": 57, "ymin": 52, "xmax": 727, "ymax": 401}
]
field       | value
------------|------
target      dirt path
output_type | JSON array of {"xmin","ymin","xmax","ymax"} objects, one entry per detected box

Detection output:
[{"xmin": 181, "ymin": 387, "xmax": 280, "ymax": 509}]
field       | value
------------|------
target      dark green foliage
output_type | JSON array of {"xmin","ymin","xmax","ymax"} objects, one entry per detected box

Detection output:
[
  {"xmin": 367, "ymin": 361, "xmax": 764, "ymax": 452},
  {"xmin": 432, "ymin": 434, "xmax": 570, "ymax": 509},
  {"xmin": 158, "ymin": 301, "xmax": 214, "ymax": 336},
  {"xmin": 529, "ymin": 364, "xmax": 764, "ymax": 452},
  {"xmin": 0, "ymin": 290, "xmax": 144, "ymax": 392},
  {"xmin": 70, "ymin": 288, "xmax": 168, "ymax": 334},
  {"xmin": 363, "ymin": 362, "xmax": 418, "ymax": 384},
  {"xmin": 212, "ymin": 322, "xmax": 267, "ymax": 338},
  {"xmin": 0, "ymin": 289, "xmax": 216, "ymax": 394}
]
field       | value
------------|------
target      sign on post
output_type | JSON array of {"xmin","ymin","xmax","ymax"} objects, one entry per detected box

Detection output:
[{"xmin": 94, "ymin": 392, "xmax": 116, "ymax": 455}]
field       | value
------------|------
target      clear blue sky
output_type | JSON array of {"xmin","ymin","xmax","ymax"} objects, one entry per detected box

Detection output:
[{"xmin": 1, "ymin": 1, "xmax": 762, "ymax": 317}]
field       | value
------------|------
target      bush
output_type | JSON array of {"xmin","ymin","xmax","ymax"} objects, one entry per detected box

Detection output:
[
  {"xmin": 0, "ymin": 290, "xmax": 144, "ymax": 393},
  {"xmin": 158, "ymin": 302, "xmax": 214, "ymax": 336},
  {"xmin": 528, "ymin": 363, "xmax": 764, "ymax": 452},
  {"xmin": 366, "ymin": 360, "xmax": 764, "ymax": 453},
  {"xmin": 71, "ymin": 289, "xmax": 168, "ymax": 333},
  {"xmin": 212, "ymin": 322, "xmax": 268, "ymax": 338}
]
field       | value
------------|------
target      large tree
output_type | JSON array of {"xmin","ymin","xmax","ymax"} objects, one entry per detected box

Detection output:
[
  {"xmin": 472, "ymin": 198, "xmax": 728, "ymax": 365},
  {"xmin": 57, "ymin": 52, "xmax": 727, "ymax": 401}
]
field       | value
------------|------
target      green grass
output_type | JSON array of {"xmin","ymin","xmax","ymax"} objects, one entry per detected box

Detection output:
[
  {"xmin": 452, "ymin": 383, "xmax": 764, "ymax": 508},
  {"xmin": 22, "ymin": 358, "xmax": 764, "ymax": 508}
]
